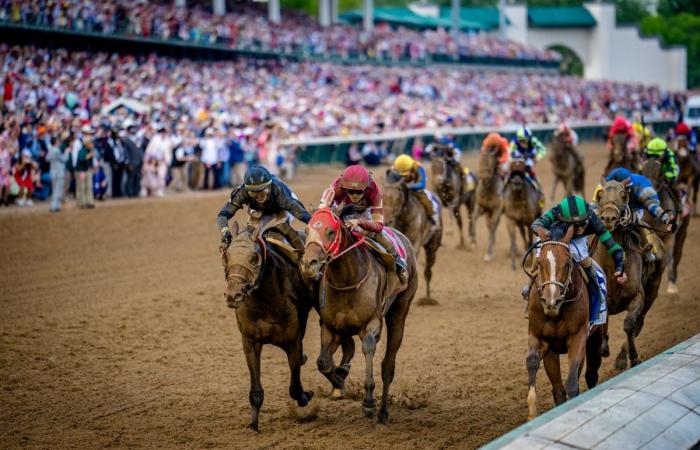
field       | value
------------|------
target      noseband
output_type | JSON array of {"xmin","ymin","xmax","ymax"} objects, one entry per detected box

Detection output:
[
  {"xmin": 537, "ymin": 240, "xmax": 575, "ymax": 302},
  {"xmin": 600, "ymin": 200, "xmax": 632, "ymax": 229},
  {"xmin": 223, "ymin": 234, "xmax": 267, "ymax": 292}
]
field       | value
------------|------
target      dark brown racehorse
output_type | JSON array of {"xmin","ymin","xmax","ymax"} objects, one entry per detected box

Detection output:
[
  {"xmin": 641, "ymin": 159, "xmax": 690, "ymax": 294},
  {"xmin": 300, "ymin": 207, "xmax": 418, "ymax": 424},
  {"xmin": 549, "ymin": 132, "xmax": 585, "ymax": 201},
  {"xmin": 504, "ymin": 158, "xmax": 542, "ymax": 270},
  {"xmin": 430, "ymin": 144, "xmax": 476, "ymax": 248},
  {"xmin": 525, "ymin": 225, "xmax": 602, "ymax": 420},
  {"xmin": 221, "ymin": 222, "xmax": 314, "ymax": 431},
  {"xmin": 384, "ymin": 170, "xmax": 443, "ymax": 304},
  {"xmin": 673, "ymin": 135, "xmax": 700, "ymax": 215},
  {"xmin": 473, "ymin": 144, "xmax": 503, "ymax": 262},
  {"xmin": 604, "ymin": 133, "xmax": 638, "ymax": 176},
  {"xmin": 594, "ymin": 179, "xmax": 664, "ymax": 369}
]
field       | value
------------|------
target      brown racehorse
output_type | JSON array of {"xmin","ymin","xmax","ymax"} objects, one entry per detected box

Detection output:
[
  {"xmin": 549, "ymin": 132, "xmax": 585, "ymax": 201},
  {"xmin": 641, "ymin": 159, "xmax": 690, "ymax": 294},
  {"xmin": 221, "ymin": 222, "xmax": 315, "ymax": 431},
  {"xmin": 473, "ymin": 145, "xmax": 503, "ymax": 262},
  {"xmin": 504, "ymin": 158, "xmax": 542, "ymax": 270},
  {"xmin": 594, "ymin": 179, "xmax": 665, "ymax": 369},
  {"xmin": 604, "ymin": 133, "xmax": 638, "ymax": 176},
  {"xmin": 525, "ymin": 224, "xmax": 602, "ymax": 420},
  {"xmin": 430, "ymin": 144, "xmax": 476, "ymax": 248},
  {"xmin": 384, "ymin": 170, "xmax": 443, "ymax": 304},
  {"xmin": 300, "ymin": 207, "xmax": 418, "ymax": 424},
  {"xmin": 672, "ymin": 135, "xmax": 700, "ymax": 214}
]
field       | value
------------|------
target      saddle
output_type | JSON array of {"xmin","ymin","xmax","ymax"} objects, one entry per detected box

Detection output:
[
  {"xmin": 363, "ymin": 231, "xmax": 408, "ymax": 314},
  {"xmin": 254, "ymin": 212, "xmax": 305, "ymax": 263}
]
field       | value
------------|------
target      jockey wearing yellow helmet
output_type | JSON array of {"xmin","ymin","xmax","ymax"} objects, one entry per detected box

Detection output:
[{"xmin": 392, "ymin": 154, "xmax": 439, "ymax": 228}]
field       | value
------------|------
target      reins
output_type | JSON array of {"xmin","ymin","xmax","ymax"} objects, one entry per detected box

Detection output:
[{"xmin": 522, "ymin": 239, "xmax": 578, "ymax": 304}]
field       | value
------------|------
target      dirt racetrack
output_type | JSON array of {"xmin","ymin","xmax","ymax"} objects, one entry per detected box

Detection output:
[{"xmin": 1, "ymin": 143, "xmax": 699, "ymax": 449}]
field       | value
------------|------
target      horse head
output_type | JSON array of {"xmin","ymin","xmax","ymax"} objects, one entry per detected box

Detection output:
[
  {"xmin": 221, "ymin": 222, "xmax": 266, "ymax": 309},
  {"xmin": 430, "ymin": 145, "xmax": 450, "ymax": 186},
  {"xmin": 595, "ymin": 178, "xmax": 631, "ymax": 230},
  {"xmin": 478, "ymin": 145, "xmax": 500, "ymax": 180},
  {"xmin": 383, "ymin": 169, "xmax": 407, "ymax": 228},
  {"xmin": 535, "ymin": 224, "xmax": 575, "ymax": 317},
  {"xmin": 611, "ymin": 133, "xmax": 628, "ymax": 163},
  {"xmin": 641, "ymin": 158, "xmax": 663, "ymax": 187},
  {"xmin": 300, "ymin": 207, "xmax": 348, "ymax": 281},
  {"xmin": 674, "ymin": 135, "xmax": 690, "ymax": 159}
]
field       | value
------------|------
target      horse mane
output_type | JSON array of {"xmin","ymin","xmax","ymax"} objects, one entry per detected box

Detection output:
[{"xmin": 386, "ymin": 170, "xmax": 404, "ymax": 184}]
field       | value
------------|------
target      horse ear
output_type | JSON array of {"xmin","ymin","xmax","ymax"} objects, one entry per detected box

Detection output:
[
  {"xmin": 594, "ymin": 186, "xmax": 603, "ymax": 204},
  {"xmin": 599, "ymin": 176, "xmax": 606, "ymax": 186},
  {"xmin": 231, "ymin": 221, "xmax": 239, "ymax": 235},
  {"xmin": 563, "ymin": 225, "xmax": 575, "ymax": 243},
  {"xmin": 621, "ymin": 177, "xmax": 632, "ymax": 188}
]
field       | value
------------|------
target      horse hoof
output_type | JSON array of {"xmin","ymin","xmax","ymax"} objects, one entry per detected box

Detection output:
[
  {"xmin": 630, "ymin": 358, "xmax": 641, "ymax": 367},
  {"xmin": 456, "ymin": 243, "xmax": 467, "ymax": 250},
  {"xmin": 666, "ymin": 283, "xmax": 679, "ymax": 295},
  {"xmin": 288, "ymin": 394, "xmax": 320, "ymax": 422},
  {"xmin": 601, "ymin": 345, "xmax": 610, "ymax": 358},
  {"xmin": 378, "ymin": 410, "xmax": 389, "ymax": 425},
  {"xmin": 484, "ymin": 254, "xmax": 493, "ymax": 262},
  {"xmin": 335, "ymin": 365, "xmax": 350, "ymax": 380},
  {"xmin": 417, "ymin": 297, "xmax": 439, "ymax": 306},
  {"xmin": 614, "ymin": 356, "xmax": 628, "ymax": 371},
  {"xmin": 330, "ymin": 387, "xmax": 346, "ymax": 400},
  {"xmin": 248, "ymin": 422, "xmax": 259, "ymax": 432},
  {"xmin": 362, "ymin": 405, "xmax": 376, "ymax": 418},
  {"xmin": 302, "ymin": 353, "xmax": 308, "ymax": 365}
]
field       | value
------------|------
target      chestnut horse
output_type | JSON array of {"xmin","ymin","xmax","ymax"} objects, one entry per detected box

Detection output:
[
  {"xmin": 673, "ymin": 134, "xmax": 700, "ymax": 214},
  {"xmin": 549, "ymin": 132, "xmax": 585, "ymax": 201},
  {"xmin": 221, "ymin": 222, "xmax": 314, "ymax": 431},
  {"xmin": 604, "ymin": 133, "xmax": 638, "ymax": 176},
  {"xmin": 430, "ymin": 144, "xmax": 476, "ymax": 248},
  {"xmin": 384, "ymin": 170, "xmax": 443, "ymax": 304},
  {"xmin": 594, "ymin": 179, "xmax": 664, "ymax": 369},
  {"xmin": 525, "ymin": 224, "xmax": 602, "ymax": 420},
  {"xmin": 503, "ymin": 158, "xmax": 542, "ymax": 270},
  {"xmin": 473, "ymin": 144, "xmax": 503, "ymax": 262},
  {"xmin": 300, "ymin": 207, "xmax": 418, "ymax": 424},
  {"xmin": 641, "ymin": 159, "xmax": 690, "ymax": 294}
]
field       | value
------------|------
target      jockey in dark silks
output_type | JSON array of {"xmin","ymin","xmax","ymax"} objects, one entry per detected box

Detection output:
[
  {"xmin": 527, "ymin": 195, "xmax": 628, "ymax": 325},
  {"xmin": 217, "ymin": 165, "xmax": 310, "ymax": 251},
  {"xmin": 392, "ymin": 154, "xmax": 439, "ymax": 230},
  {"xmin": 509, "ymin": 127, "xmax": 546, "ymax": 191}
]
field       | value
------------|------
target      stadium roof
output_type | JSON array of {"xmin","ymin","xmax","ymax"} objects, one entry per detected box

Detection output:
[
  {"xmin": 528, "ymin": 7, "xmax": 597, "ymax": 28},
  {"xmin": 340, "ymin": 7, "xmax": 493, "ymax": 31}
]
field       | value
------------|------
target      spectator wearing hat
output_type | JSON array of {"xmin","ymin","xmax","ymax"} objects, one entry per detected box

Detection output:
[
  {"xmin": 69, "ymin": 126, "xmax": 96, "ymax": 209},
  {"xmin": 47, "ymin": 134, "xmax": 69, "ymax": 212},
  {"xmin": 122, "ymin": 121, "xmax": 143, "ymax": 197},
  {"xmin": 142, "ymin": 123, "xmax": 172, "ymax": 197}
]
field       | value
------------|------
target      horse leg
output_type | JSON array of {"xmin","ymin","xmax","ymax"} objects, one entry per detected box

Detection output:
[
  {"xmin": 601, "ymin": 321, "xmax": 610, "ymax": 358},
  {"xmin": 669, "ymin": 217, "xmax": 689, "ymax": 294},
  {"xmin": 666, "ymin": 234, "xmax": 679, "ymax": 294},
  {"xmin": 585, "ymin": 328, "xmax": 603, "ymax": 389},
  {"xmin": 286, "ymin": 339, "xmax": 314, "ymax": 407},
  {"xmin": 564, "ymin": 328, "xmax": 587, "ymax": 400},
  {"xmin": 454, "ymin": 205, "xmax": 466, "ymax": 249},
  {"xmin": 526, "ymin": 336, "xmax": 543, "ymax": 420},
  {"xmin": 623, "ymin": 292, "xmax": 645, "ymax": 368},
  {"xmin": 420, "ymin": 241, "xmax": 438, "ymax": 305},
  {"xmin": 507, "ymin": 218, "xmax": 516, "ymax": 271},
  {"xmin": 334, "ymin": 336, "xmax": 355, "ymax": 386},
  {"xmin": 359, "ymin": 316, "xmax": 382, "ymax": 418},
  {"xmin": 317, "ymin": 324, "xmax": 347, "ymax": 399},
  {"xmin": 379, "ymin": 294, "xmax": 410, "ymax": 425},
  {"xmin": 485, "ymin": 211, "xmax": 501, "ymax": 262},
  {"xmin": 242, "ymin": 336, "xmax": 264, "ymax": 431},
  {"xmin": 550, "ymin": 177, "xmax": 559, "ymax": 203},
  {"xmin": 542, "ymin": 350, "xmax": 566, "ymax": 406},
  {"xmin": 467, "ymin": 198, "xmax": 477, "ymax": 246}
]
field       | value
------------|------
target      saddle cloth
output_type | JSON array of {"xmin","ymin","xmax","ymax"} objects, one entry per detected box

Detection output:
[
  {"xmin": 463, "ymin": 168, "xmax": 476, "ymax": 192},
  {"xmin": 426, "ymin": 191, "xmax": 442, "ymax": 215},
  {"xmin": 363, "ymin": 227, "xmax": 409, "ymax": 311}
]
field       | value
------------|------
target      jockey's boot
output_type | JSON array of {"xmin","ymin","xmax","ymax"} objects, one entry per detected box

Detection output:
[
  {"xmin": 415, "ymin": 190, "xmax": 438, "ymax": 232},
  {"xmin": 640, "ymin": 227, "xmax": 663, "ymax": 263},
  {"xmin": 374, "ymin": 232, "xmax": 408, "ymax": 285},
  {"xmin": 583, "ymin": 265, "xmax": 605, "ymax": 325},
  {"xmin": 275, "ymin": 221, "xmax": 305, "ymax": 252}
]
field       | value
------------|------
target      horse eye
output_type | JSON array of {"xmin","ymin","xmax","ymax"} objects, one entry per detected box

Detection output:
[
  {"xmin": 326, "ymin": 229, "xmax": 335, "ymax": 239},
  {"xmin": 249, "ymin": 254, "xmax": 258, "ymax": 264}
]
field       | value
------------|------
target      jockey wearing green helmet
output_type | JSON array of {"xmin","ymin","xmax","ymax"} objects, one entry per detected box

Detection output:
[
  {"xmin": 643, "ymin": 137, "xmax": 679, "ymax": 183},
  {"xmin": 527, "ymin": 195, "xmax": 627, "ymax": 325},
  {"xmin": 509, "ymin": 126, "xmax": 547, "ymax": 203}
]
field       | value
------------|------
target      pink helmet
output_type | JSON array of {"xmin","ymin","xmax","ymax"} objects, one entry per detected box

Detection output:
[
  {"xmin": 340, "ymin": 165, "xmax": 370, "ymax": 190},
  {"xmin": 675, "ymin": 122, "xmax": 691, "ymax": 136},
  {"xmin": 611, "ymin": 116, "xmax": 630, "ymax": 133}
]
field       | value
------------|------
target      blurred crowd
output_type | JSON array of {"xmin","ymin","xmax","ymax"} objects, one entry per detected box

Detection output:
[
  {"xmin": 0, "ymin": 0, "xmax": 560, "ymax": 63},
  {"xmin": 0, "ymin": 42, "xmax": 685, "ymax": 209}
]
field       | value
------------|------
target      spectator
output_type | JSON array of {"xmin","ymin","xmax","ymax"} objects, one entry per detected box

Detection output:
[
  {"xmin": 200, "ymin": 127, "xmax": 219, "ymax": 190},
  {"xmin": 345, "ymin": 143, "xmax": 362, "ymax": 166},
  {"xmin": 228, "ymin": 129, "xmax": 246, "ymax": 187},
  {"xmin": 12, "ymin": 150, "xmax": 38, "ymax": 206},
  {"xmin": 0, "ymin": 135, "xmax": 12, "ymax": 206},
  {"xmin": 69, "ymin": 125, "xmax": 96, "ymax": 209},
  {"xmin": 122, "ymin": 121, "xmax": 143, "ymax": 197},
  {"xmin": 142, "ymin": 123, "xmax": 172, "ymax": 197},
  {"xmin": 47, "ymin": 134, "xmax": 69, "ymax": 212}
]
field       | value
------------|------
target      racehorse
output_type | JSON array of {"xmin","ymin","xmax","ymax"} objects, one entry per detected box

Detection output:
[
  {"xmin": 300, "ymin": 207, "xmax": 418, "ymax": 424},
  {"xmin": 384, "ymin": 170, "xmax": 443, "ymax": 305},
  {"xmin": 549, "ymin": 132, "xmax": 585, "ymax": 201},
  {"xmin": 641, "ymin": 159, "xmax": 690, "ymax": 294},
  {"xmin": 525, "ymin": 224, "xmax": 603, "ymax": 420},
  {"xmin": 503, "ymin": 158, "xmax": 542, "ymax": 270},
  {"xmin": 473, "ymin": 144, "xmax": 503, "ymax": 262},
  {"xmin": 672, "ymin": 134, "xmax": 700, "ymax": 215},
  {"xmin": 221, "ymin": 221, "xmax": 315, "ymax": 431},
  {"xmin": 604, "ymin": 133, "xmax": 638, "ymax": 176},
  {"xmin": 593, "ymin": 179, "xmax": 664, "ymax": 369},
  {"xmin": 430, "ymin": 144, "xmax": 476, "ymax": 248}
]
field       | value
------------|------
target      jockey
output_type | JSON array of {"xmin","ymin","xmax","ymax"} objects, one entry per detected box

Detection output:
[
  {"xmin": 392, "ymin": 154, "xmax": 439, "ymax": 229},
  {"xmin": 632, "ymin": 121, "xmax": 653, "ymax": 150},
  {"xmin": 217, "ymin": 165, "xmax": 310, "ymax": 251},
  {"xmin": 554, "ymin": 123, "xmax": 582, "ymax": 164},
  {"xmin": 530, "ymin": 195, "xmax": 627, "ymax": 326},
  {"xmin": 482, "ymin": 132, "xmax": 509, "ymax": 172},
  {"xmin": 600, "ymin": 167, "xmax": 673, "ymax": 262},
  {"xmin": 643, "ymin": 137, "xmax": 680, "ymax": 184},
  {"xmin": 607, "ymin": 116, "xmax": 637, "ymax": 153},
  {"xmin": 509, "ymin": 126, "xmax": 546, "ymax": 192},
  {"xmin": 320, "ymin": 165, "xmax": 408, "ymax": 282},
  {"xmin": 672, "ymin": 122, "xmax": 697, "ymax": 153}
]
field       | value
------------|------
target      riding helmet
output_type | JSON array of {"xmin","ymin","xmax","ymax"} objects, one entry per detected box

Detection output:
[
  {"xmin": 393, "ymin": 154, "xmax": 415, "ymax": 176},
  {"xmin": 557, "ymin": 195, "xmax": 590, "ymax": 224},
  {"xmin": 340, "ymin": 165, "xmax": 371, "ymax": 190},
  {"xmin": 244, "ymin": 166, "xmax": 273, "ymax": 191},
  {"xmin": 516, "ymin": 127, "xmax": 532, "ymax": 142},
  {"xmin": 645, "ymin": 137, "xmax": 668, "ymax": 157}
]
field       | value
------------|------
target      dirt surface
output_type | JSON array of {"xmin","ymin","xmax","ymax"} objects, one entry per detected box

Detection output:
[{"xmin": 1, "ymin": 143, "xmax": 699, "ymax": 450}]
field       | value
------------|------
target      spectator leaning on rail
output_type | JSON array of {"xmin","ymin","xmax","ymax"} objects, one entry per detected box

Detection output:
[{"xmin": 217, "ymin": 165, "xmax": 310, "ymax": 252}]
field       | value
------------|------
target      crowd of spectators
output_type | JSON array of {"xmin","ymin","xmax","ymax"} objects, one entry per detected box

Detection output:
[
  {"xmin": 0, "ymin": 0, "xmax": 561, "ymax": 63},
  {"xmin": 0, "ymin": 42, "xmax": 685, "ymax": 209}
]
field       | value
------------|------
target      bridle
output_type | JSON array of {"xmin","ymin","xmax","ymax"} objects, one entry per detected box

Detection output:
[
  {"xmin": 599, "ymin": 200, "xmax": 632, "ymax": 229},
  {"xmin": 536, "ymin": 240, "xmax": 576, "ymax": 303},
  {"xmin": 222, "ymin": 233, "xmax": 267, "ymax": 294}
]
